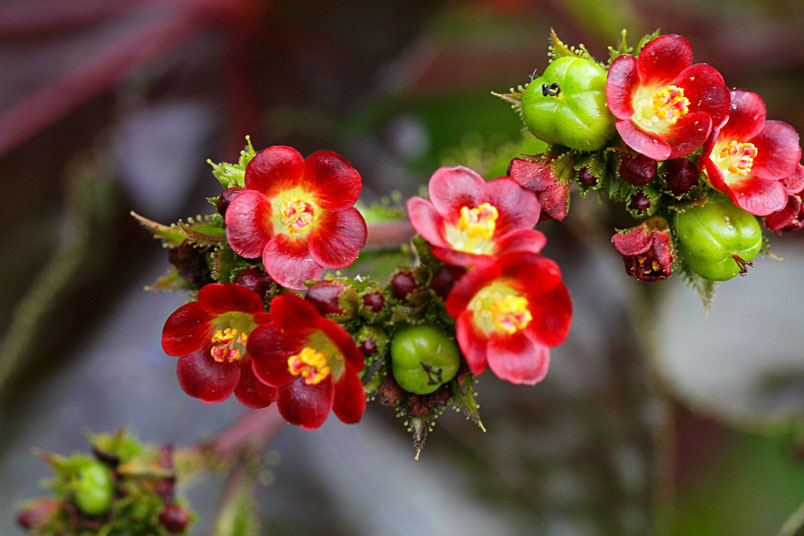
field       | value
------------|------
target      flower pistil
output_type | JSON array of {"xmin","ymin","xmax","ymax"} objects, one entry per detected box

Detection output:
[
  {"xmin": 490, "ymin": 295, "xmax": 532, "ymax": 334},
  {"xmin": 287, "ymin": 347, "xmax": 330, "ymax": 385},
  {"xmin": 281, "ymin": 196, "xmax": 316, "ymax": 233},
  {"xmin": 458, "ymin": 203, "xmax": 499, "ymax": 240},
  {"xmin": 210, "ymin": 328, "xmax": 248, "ymax": 363},
  {"xmin": 717, "ymin": 140, "xmax": 757, "ymax": 177}
]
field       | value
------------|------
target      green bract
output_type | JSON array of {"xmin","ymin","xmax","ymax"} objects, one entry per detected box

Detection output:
[
  {"xmin": 391, "ymin": 324, "xmax": 460, "ymax": 395},
  {"xmin": 73, "ymin": 461, "xmax": 114, "ymax": 516},
  {"xmin": 674, "ymin": 198, "xmax": 763, "ymax": 281},
  {"xmin": 521, "ymin": 56, "xmax": 615, "ymax": 151}
]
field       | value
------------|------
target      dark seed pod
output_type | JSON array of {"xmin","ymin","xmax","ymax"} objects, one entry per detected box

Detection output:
[
  {"xmin": 216, "ymin": 187, "xmax": 244, "ymax": 216},
  {"xmin": 663, "ymin": 158, "xmax": 699, "ymax": 197},
  {"xmin": 233, "ymin": 267, "xmax": 273, "ymax": 298},
  {"xmin": 619, "ymin": 153, "xmax": 657, "ymax": 186},
  {"xmin": 629, "ymin": 191, "xmax": 652, "ymax": 213},
  {"xmin": 577, "ymin": 167, "xmax": 599, "ymax": 186}
]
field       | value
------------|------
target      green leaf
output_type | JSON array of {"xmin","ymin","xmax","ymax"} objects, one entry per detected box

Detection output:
[{"xmin": 208, "ymin": 136, "xmax": 256, "ymax": 188}]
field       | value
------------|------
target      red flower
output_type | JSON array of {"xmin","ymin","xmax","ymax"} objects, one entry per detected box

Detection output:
[
  {"xmin": 248, "ymin": 294, "xmax": 365, "ymax": 430},
  {"xmin": 606, "ymin": 34, "xmax": 730, "ymax": 160},
  {"xmin": 445, "ymin": 251, "xmax": 572, "ymax": 385},
  {"xmin": 162, "ymin": 284, "xmax": 276, "ymax": 408},
  {"xmin": 507, "ymin": 156, "xmax": 570, "ymax": 222},
  {"xmin": 764, "ymin": 164, "xmax": 804, "ymax": 232},
  {"xmin": 407, "ymin": 166, "xmax": 545, "ymax": 267},
  {"xmin": 225, "ymin": 146, "xmax": 367, "ymax": 290},
  {"xmin": 611, "ymin": 216, "xmax": 673, "ymax": 281},
  {"xmin": 701, "ymin": 90, "xmax": 802, "ymax": 216}
]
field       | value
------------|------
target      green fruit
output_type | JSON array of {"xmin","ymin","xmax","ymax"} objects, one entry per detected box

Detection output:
[
  {"xmin": 73, "ymin": 462, "xmax": 114, "ymax": 516},
  {"xmin": 390, "ymin": 325, "xmax": 460, "ymax": 395},
  {"xmin": 521, "ymin": 56, "xmax": 615, "ymax": 151},
  {"xmin": 674, "ymin": 198, "xmax": 763, "ymax": 281}
]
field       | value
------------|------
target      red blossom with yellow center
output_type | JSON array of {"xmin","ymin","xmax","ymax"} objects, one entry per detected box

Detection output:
[
  {"xmin": 162, "ymin": 284, "xmax": 276, "ymax": 408},
  {"xmin": 248, "ymin": 294, "xmax": 365, "ymax": 430},
  {"xmin": 701, "ymin": 90, "xmax": 802, "ymax": 216},
  {"xmin": 445, "ymin": 251, "xmax": 572, "ymax": 385},
  {"xmin": 606, "ymin": 34, "xmax": 731, "ymax": 161},
  {"xmin": 407, "ymin": 166, "xmax": 546, "ymax": 267},
  {"xmin": 225, "ymin": 146, "xmax": 367, "ymax": 290}
]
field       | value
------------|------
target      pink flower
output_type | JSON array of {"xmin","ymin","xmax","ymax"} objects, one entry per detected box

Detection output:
[
  {"xmin": 764, "ymin": 164, "xmax": 804, "ymax": 232},
  {"xmin": 225, "ymin": 146, "xmax": 367, "ymax": 290},
  {"xmin": 611, "ymin": 217, "xmax": 673, "ymax": 281},
  {"xmin": 701, "ymin": 90, "xmax": 802, "ymax": 216},
  {"xmin": 407, "ymin": 166, "xmax": 545, "ymax": 267},
  {"xmin": 606, "ymin": 34, "xmax": 730, "ymax": 160}
]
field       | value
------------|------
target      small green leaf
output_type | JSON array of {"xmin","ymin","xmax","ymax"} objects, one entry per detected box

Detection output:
[
  {"xmin": 130, "ymin": 211, "xmax": 187, "ymax": 247},
  {"xmin": 208, "ymin": 136, "xmax": 257, "ymax": 188},
  {"xmin": 607, "ymin": 28, "xmax": 633, "ymax": 65},
  {"xmin": 548, "ymin": 28, "xmax": 595, "ymax": 61}
]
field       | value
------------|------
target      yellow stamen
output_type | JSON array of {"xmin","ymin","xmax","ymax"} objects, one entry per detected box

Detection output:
[
  {"xmin": 718, "ymin": 140, "xmax": 757, "ymax": 177},
  {"xmin": 490, "ymin": 295, "xmax": 532, "ymax": 335},
  {"xmin": 210, "ymin": 328, "xmax": 248, "ymax": 363},
  {"xmin": 458, "ymin": 203, "xmax": 499, "ymax": 240},
  {"xmin": 281, "ymin": 196, "xmax": 316, "ymax": 233},
  {"xmin": 652, "ymin": 85, "xmax": 689, "ymax": 125},
  {"xmin": 287, "ymin": 347, "xmax": 330, "ymax": 385}
]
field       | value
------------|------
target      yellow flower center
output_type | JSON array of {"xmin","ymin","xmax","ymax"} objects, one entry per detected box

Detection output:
[
  {"xmin": 717, "ymin": 140, "xmax": 757, "ymax": 177},
  {"xmin": 490, "ymin": 295, "xmax": 532, "ymax": 335},
  {"xmin": 287, "ymin": 347, "xmax": 331, "ymax": 385},
  {"xmin": 458, "ymin": 203, "xmax": 499, "ymax": 240},
  {"xmin": 210, "ymin": 328, "xmax": 248, "ymax": 363},
  {"xmin": 281, "ymin": 196, "xmax": 316, "ymax": 233},
  {"xmin": 651, "ymin": 85, "xmax": 689, "ymax": 125}
]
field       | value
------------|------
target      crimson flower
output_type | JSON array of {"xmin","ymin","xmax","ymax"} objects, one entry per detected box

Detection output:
[
  {"xmin": 701, "ymin": 90, "xmax": 802, "ymax": 216},
  {"xmin": 606, "ymin": 34, "xmax": 730, "ymax": 160},
  {"xmin": 248, "ymin": 294, "xmax": 365, "ymax": 430},
  {"xmin": 611, "ymin": 216, "xmax": 673, "ymax": 281},
  {"xmin": 162, "ymin": 284, "xmax": 276, "ymax": 408},
  {"xmin": 445, "ymin": 251, "xmax": 572, "ymax": 385},
  {"xmin": 507, "ymin": 156, "xmax": 570, "ymax": 222},
  {"xmin": 225, "ymin": 146, "xmax": 367, "ymax": 290},
  {"xmin": 407, "ymin": 166, "xmax": 545, "ymax": 267},
  {"xmin": 764, "ymin": 164, "xmax": 804, "ymax": 232}
]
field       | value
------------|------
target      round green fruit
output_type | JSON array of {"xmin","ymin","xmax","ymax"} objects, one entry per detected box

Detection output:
[
  {"xmin": 521, "ymin": 56, "xmax": 615, "ymax": 151},
  {"xmin": 73, "ymin": 462, "xmax": 114, "ymax": 516},
  {"xmin": 390, "ymin": 324, "xmax": 460, "ymax": 395},
  {"xmin": 674, "ymin": 198, "xmax": 762, "ymax": 281}
]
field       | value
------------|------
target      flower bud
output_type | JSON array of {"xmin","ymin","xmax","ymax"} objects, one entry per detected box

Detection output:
[
  {"xmin": 168, "ymin": 240, "xmax": 213, "ymax": 289},
  {"xmin": 429, "ymin": 265, "xmax": 465, "ymax": 298},
  {"xmin": 618, "ymin": 152, "xmax": 657, "ymax": 186},
  {"xmin": 362, "ymin": 292, "xmax": 384, "ymax": 313},
  {"xmin": 629, "ymin": 191, "xmax": 652, "ymax": 213},
  {"xmin": 233, "ymin": 266, "xmax": 274, "ymax": 298},
  {"xmin": 305, "ymin": 280, "xmax": 358, "ymax": 320},
  {"xmin": 577, "ymin": 167, "xmax": 599, "ymax": 186},
  {"xmin": 356, "ymin": 325, "xmax": 389, "ymax": 359},
  {"xmin": 216, "ymin": 187, "xmax": 244, "ymax": 216},
  {"xmin": 159, "ymin": 504, "xmax": 190, "ymax": 534},
  {"xmin": 662, "ymin": 158, "xmax": 699, "ymax": 197},
  {"xmin": 391, "ymin": 271, "xmax": 422, "ymax": 302},
  {"xmin": 17, "ymin": 499, "xmax": 60, "ymax": 530},
  {"xmin": 611, "ymin": 216, "xmax": 673, "ymax": 281}
]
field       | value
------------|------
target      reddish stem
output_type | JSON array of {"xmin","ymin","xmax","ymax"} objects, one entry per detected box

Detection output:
[
  {"xmin": 365, "ymin": 220, "xmax": 416, "ymax": 249},
  {"xmin": 208, "ymin": 405, "xmax": 284, "ymax": 459}
]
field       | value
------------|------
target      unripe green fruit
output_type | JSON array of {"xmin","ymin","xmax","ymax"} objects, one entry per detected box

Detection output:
[
  {"xmin": 73, "ymin": 462, "xmax": 114, "ymax": 516},
  {"xmin": 674, "ymin": 198, "xmax": 762, "ymax": 281},
  {"xmin": 390, "ymin": 325, "xmax": 460, "ymax": 395},
  {"xmin": 522, "ymin": 56, "xmax": 615, "ymax": 151}
]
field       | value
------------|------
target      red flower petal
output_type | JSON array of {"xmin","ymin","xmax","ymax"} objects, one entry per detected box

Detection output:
[
  {"xmin": 764, "ymin": 194, "xmax": 802, "ymax": 232},
  {"xmin": 305, "ymin": 151, "xmax": 362, "ymax": 210},
  {"xmin": 750, "ymin": 120, "xmax": 801, "ymax": 180},
  {"xmin": 500, "ymin": 252, "xmax": 563, "ymax": 297},
  {"xmin": 612, "ymin": 227, "xmax": 653, "ymax": 256},
  {"xmin": 674, "ymin": 64, "xmax": 730, "ymax": 129},
  {"xmin": 636, "ymin": 34, "xmax": 692, "ymax": 86},
  {"xmin": 717, "ymin": 89, "xmax": 766, "ymax": 141},
  {"xmin": 262, "ymin": 234, "xmax": 323, "ymax": 290},
  {"xmin": 162, "ymin": 302, "xmax": 213, "ymax": 356},
  {"xmin": 493, "ymin": 229, "xmax": 547, "ymax": 256},
  {"xmin": 726, "ymin": 177, "xmax": 787, "ymax": 216},
  {"xmin": 507, "ymin": 157, "xmax": 557, "ymax": 191},
  {"xmin": 308, "ymin": 207, "xmax": 367, "ymax": 269},
  {"xmin": 244, "ymin": 146, "xmax": 304, "ymax": 197},
  {"xmin": 428, "ymin": 166, "xmax": 485, "ymax": 221},
  {"xmin": 277, "ymin": 377, "xmax": 334, "ymax": 430},
  {"xmin": 476, "ymin": 177, "xmax": 541, "ymax": 236},
  {"xmin": 332, "ymin": 369, "xmax": 366, "ymax": 424},
  {"xmin": 234, "ymin": 362, "xmax": 277, "ymax": 408},
  {"xmin": 539, "ymin": 182, "xmax": 571, "ymax": 222},
  {"xmin": 606, "ymin": 54, "xmax": 638, "ymax": 119},
  {"xmin": 248, "ymin": 321, "xmax": 309, "ymax": 387},
  {"xmin": 176, "ymin": 348, "xmax": 240, "ymax": 404},
  {"xmin": 445, "ymin": 263, "xmax": 501, "ymax": 317},
  {"xmin": 269, "ymin": 293, "xmax": 321, "ymax": 330},
  {"xmin": 407, "ymin": 197, "xmax": 449, "ymax": 248},
  {"xmin": 665, "ymin": 111, "xmax": 712, "ymax": 159},
  {"xmin": 616, "ymin": 120, "xmax": 671, "ymax": 160},
  {"xmin": 782, "ymin": 164, "xmax": 804, "ymax": 194},
  {"xmin": 456, "ymin": 310, "xmax": 489, "ymax": 376},
  {"xmin": 198, "ymin": 283, "xmax": 265, "ymax": 315},
  {"xmin": 486, "ymin": 331, "xmax": 550, "ymax": 385},
  {"xmin": 431, "ymin": 247, "xmax": 492, "ymax": 268},
  {"xmin": 316, "ymin": 316, "xmax": 364, "ymax": 371},
  {"xmin": 225, "ymin": 190, "xmax": 274, "ymax": 259},
  {"xmin": 524, "ymin": 283, "xmax": 573, "ymax": 347}
]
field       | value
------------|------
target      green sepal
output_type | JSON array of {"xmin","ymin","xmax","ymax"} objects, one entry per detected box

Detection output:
[
  {"xmin": 211, "ymin": 474, "xmax": 259, "ymax": 536},
  {"xmin": 548, "ymin": 28, "xmax": 596, "ymax": 63},
  {"xmin": 625, "ymin": 186, "xmax": 661, "ymax": 219},
  {"xmin": 211, "ymin": 245, "xmax": 253, "ymax": 285},
  {"xmin": 679, "ymin": 260, "xmax": 717, "ymax": 314},
  {"xmin": 573, "ymin": 152, "xmax": 607, "ymax": 197},
  {"xmin": 130, "ymin": 211, "xmax": 187, "ymax": 247},
  {"xmin": 146, "ymin": 266, "xmax": 195, "ymax": 293},
  {"xmin": 450, "ymin": 369, "xmax": 485, "ymax": 432},
  {"xmin": 491, "ymin": 85, "xmax": 526, "ymax": 120},
  {"xmin": 207, "ymin": 136, "xmax": 256, "ymax": 188},
  {"xmin": 634, "ymin": 29, "xmax": 662, "ymax": 56},
  {"xmin": 607, "ymin": 28, "xmax": 633, "ymax": 66},
  {"xmin": 178, "ymin": 214, "xmax": 226, "ymax": 247}
]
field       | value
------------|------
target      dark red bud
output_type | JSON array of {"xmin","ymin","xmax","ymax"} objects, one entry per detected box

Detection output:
[
  {"xmin": 391, "ymin": 272, "xmax": 420, "ymax": 301},
  {"xmin": 363, "ymin": 292, "xmax": 385, "ymax": 313},
  {"xmin": 216, "ymin": 187, "xmax": 244, "ymax": 216},
  {"xmin": 578, "ymin": 167, "xmax": 599, "ymax": 186},
  {"xmin": 619, "ymin": 153, "xmax": 657, "ymax": 186},
  {"xmin": 360, "ymin": 337, "xmax": 378, "ymax": 357},
  {"xmin": 429, "ymin": 265, "xmax": 465, "ymax": 298},
  {"xmin": 17, "ymin": 500, "xmax": 60, "ymax": 530},
  {"xmin": 663, "ymin": 158, "xmax": 699, "ymax": 196},
  {"xmin": 629, "ymin": 192, "xmax": 652, "ymax": 213},
  {"xmin": 233, "ymin": 267, "xmax": 273, "ymax": 298},
  {"xmin": 306, "ymin": 281, "xmax": 356, "ymax": 317},
  {"xmin": 168, "ymin": 241, "xmax": 213, "ymax": 288},
  {"xmin": 159, "ymin": 504, "xmax": 190, "ymax": 534}
]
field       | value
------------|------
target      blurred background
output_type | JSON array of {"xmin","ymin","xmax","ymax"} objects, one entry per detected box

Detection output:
[{"xmin": 1, "ymin": 0, "xmax": 803, "ymax": 534}]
